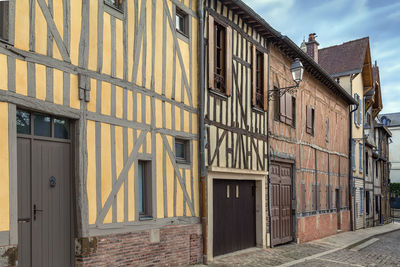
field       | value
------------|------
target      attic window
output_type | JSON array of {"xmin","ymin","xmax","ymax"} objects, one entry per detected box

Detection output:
[{"xmin": 0, "ymin": 0, "xmax": 9, "ymax": 42}]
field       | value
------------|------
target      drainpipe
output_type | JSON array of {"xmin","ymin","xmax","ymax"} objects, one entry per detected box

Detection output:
[
  {"xmin": 197, "ymin": 0, "xmax": 207, "ymax": 263},
  {"xmin": 349, "ymin": 74, "xmax": 357, "ymax": 231},
  {"xmin": 266, "ymin": 43, "xmax": 272, "ymax": 247},
  {"xmin": 362, "ymin": 95, "xmax": 366, "ymax": 228}
]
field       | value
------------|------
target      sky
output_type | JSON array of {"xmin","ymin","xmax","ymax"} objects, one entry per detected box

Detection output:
[{"xmin": 246, "ymin": 0, "xmax": 400, "ymax": 114}]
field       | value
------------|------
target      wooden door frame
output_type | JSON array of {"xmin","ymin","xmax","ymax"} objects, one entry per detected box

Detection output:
[
  {"xmin": 206, "ymin": 166, "xmax": 267, "ymax": 261},
  {"xmin": 270, "ymin": 159, "xmax": 295, "ymax": 247},
  {"xmin": 12, "ymin": 105, "xmax": 78, "ymax": 266}
]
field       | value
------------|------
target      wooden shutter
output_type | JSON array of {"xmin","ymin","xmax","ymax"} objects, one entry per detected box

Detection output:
[
  {"xmin": 263, "ymin": 53, "xmax": 269, "ymax": 111},
  {"xmin": 208, "ymin": 15, "xmax": 214, "ymax": 90},
  {"xmin": 285, "ymin": 94, "xmax": 292, "ymax": 125},
  {"xmin": 306, "ymin": 106, "xmax": 312, "ymax": 134},
  {"xmin": 280, "ymin": 94, "xmax": 286, "ymax": 122},
  {"xmin": 252, "ymin": 45, "xmax": 256, "ymax": 106},
  {"xmin": 225, "ymin": 26, "xmax": 232, "ymax": 96}
]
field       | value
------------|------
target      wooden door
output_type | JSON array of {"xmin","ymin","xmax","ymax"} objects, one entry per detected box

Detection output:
[
  {"xmin": 17, "ymin": 110, "xmax": 74, "ymax": 267},
  {"xmin": 213, "ymin": 179, "xmax": 256, "ymax": 256},
  {"xmin": 270, "ymin": 163, "xmax": 293, "ymax": 246}
]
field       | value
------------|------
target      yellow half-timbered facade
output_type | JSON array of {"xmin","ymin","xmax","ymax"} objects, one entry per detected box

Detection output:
[{"xmin": 0, "ymin": 0, "xmax": 202, "ymax": 266}]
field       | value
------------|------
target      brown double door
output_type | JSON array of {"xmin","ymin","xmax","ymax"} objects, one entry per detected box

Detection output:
[
  {"xmin": 17, "ymin": 110, "xmax": 74, "ymax": 267},
  {"xmin": 270, "ymin": 163, "xmax": 293, "ymax": 246},
  {"xmin": 213, "ymin": 179, "xmax": 256, "ymax": 257}
]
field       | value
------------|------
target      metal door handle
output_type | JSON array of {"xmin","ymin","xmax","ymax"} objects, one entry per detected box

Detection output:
[
  {"xmin": 33, "ymin": 204, "xmax": 43, "ymax": 220},
  {"xmin": 18, "ymin": 218, "xmax": 31, "ymax": 223}
]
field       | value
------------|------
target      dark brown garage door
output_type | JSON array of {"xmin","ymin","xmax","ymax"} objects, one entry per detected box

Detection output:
[
  {"xmin": 270, "ymin": 163, "xmax": 293, "ymax": 246},
  {"xmin": 213, "ymin": 179, "xmax": 256, "ymax": 257},
  {"xmin": 17, "ymin": 110, "xmax": 74, "ymax": 267}
]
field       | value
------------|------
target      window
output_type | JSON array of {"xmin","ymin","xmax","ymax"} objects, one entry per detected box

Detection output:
[
  {"xmin": 360, "ymin": 188, "xmax": 363, "ymax": 214},
  {"xmin": 16, "ymin": 110, "xmax": 71, "ymax": 140},
  {"xmin": 354, "ymin": 94, "xmax": 362, "ymax": 126},
  {"xmin": 138, "ymin": 160, "xmax": 152, "ymax": 219},
  {"xmin": 252, "ymin": 47, "xmax": 267, "ymax": 110},
  {"xmin": 277, "ymin": 92, "xmax": 295, "ymax": 126},
  {"xmin": 306, "ymin": 106, "xmax": 315, "ymax": 135},
  {"xmin": 214, "ymin": 23, "xmax": 226, "ymax": 93},
  {"xmin": 208, "ymin": 16, "xmax": 232, "ymax": 96},
  {"xmin": 0, "ymin": 0, "xmax": 9, "ymax": 41},
  {"xmin": 376, "ymin": 161, "xmax": 378, "ymax": 178},
  {"xmin": 175, "ymin": 138, "xmax": 190, "ymax": 164},
  {"xmin": 366, "ymin": 152, "xmax": 369, "ymax": 175},
  {"xmin": 366, "ymin": 191, "xmax": 370, "ymax": 215},
  {"xmin": 351, "ymin": 140, "xmax": 356, "ymax": 170},
  {"xmin": 175, "ymin": 8, "xmax": 188, "ymax": 36},
  {"xmin": 104, "ymin": 0, "xmax": 123, "ymax": 11},
  {"xmin": 325, "ymin": 118, "xmax": 329, "ymax": 142},
  {"xmin": 359, "ymin": 144, "xmax": 363, "ymax": 171}
]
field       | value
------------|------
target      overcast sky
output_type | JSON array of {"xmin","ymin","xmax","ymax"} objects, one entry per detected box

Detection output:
[{"xmin": 246, "ymin": 0, "xmax": 400, "ymax": 114}]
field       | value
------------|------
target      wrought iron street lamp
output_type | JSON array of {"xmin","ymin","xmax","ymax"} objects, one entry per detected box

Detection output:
[{"xmin": 268, "ymin": 58, "xmax": 304, "ymax": 99}]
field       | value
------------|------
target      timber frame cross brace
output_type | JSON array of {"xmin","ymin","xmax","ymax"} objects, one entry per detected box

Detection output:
[{"xmin": 268, "ymin": 82, "xmax": 300, "ymax": 100}]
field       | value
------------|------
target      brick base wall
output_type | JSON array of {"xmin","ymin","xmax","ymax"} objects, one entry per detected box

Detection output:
[
  {"xmin": 297, "ymin": 210, "xmax": 350, "ymax": 243},
  {"xmin": 76, "ymin": 223, "xmax": 202, "ymax": 267}
]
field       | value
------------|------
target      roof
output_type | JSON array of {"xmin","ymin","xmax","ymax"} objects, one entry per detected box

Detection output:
[
  {"xmin": 318, "ymin": 37, "xmax": 369, "ymax": 77},
  {"xmin": 372, "ymin": 64, "xmax": 379, "ymax": 84},
  {"xmin": 222, "ymin": 0, "xmax": 356, "ymax": 105},
  {"xmin": 380, "ymin": 113, "xmax": 400, "ymax": 127}
]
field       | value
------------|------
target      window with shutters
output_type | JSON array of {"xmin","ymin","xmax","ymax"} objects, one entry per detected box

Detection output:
[
  {"xmin": 252, "ymin": 45, "xmax": 268, "ymax": 111},
  {"xmin": 277, "ymin": 93, "xmax": 295, "ymax": 126},
  {"xmin": 352, "ymin": 140, "xmax": 356, "ymax": 170},
  {"xmin": 360, "ymin": 188, "xmax": 363, "ymax": 214},
  {"xmin": 306, "ymin": 106, "xmax": 315, "ymax": 135},
  {"xmin": 0, "ymin": 0, "xmax": 9, "ymax": 42},
  {"xmin": 359, "ymin": 144, "xmax": 363, "ymax": 172},
  {"xmin": 208, "ymin": 16, "xmax": 232, "ymax": 96}
]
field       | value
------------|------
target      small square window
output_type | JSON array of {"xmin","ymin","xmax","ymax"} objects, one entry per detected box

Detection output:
[
  {"xmin": 0, "ymin": 0, "xmax": 9, "ymax": 41},
  {"xmin": 34, "ymin": 113, "xmax": 51, "ymax": 137},
  {"xmin": 176, "ymin": 8, "xmax": 188, "ymax": 36},
  {"xmin": 104, "ymin": 0, "xmax": 123, "ymax": 11},
  {"xmin": 175, "ymin": 138, "xmax": 190, "ymax": 163},
  {"xmin": 54, "ymin": 117, "xmax": 70, "ymax": 139}
]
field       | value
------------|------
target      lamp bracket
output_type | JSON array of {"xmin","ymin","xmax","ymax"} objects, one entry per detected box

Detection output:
[{"xmin": 268, "ymin": 82, "xmax": 300, "ymax": 100}]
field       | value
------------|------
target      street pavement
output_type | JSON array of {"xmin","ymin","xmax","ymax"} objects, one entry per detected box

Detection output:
[{"xmin": 194, "ymin": 222, "xmax": 400, "ymax": 267}]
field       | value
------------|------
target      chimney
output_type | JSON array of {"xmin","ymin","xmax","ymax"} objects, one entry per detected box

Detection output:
[{"xmin": 306, "ymin": 33, "xmax": 319, "ymax": 63}]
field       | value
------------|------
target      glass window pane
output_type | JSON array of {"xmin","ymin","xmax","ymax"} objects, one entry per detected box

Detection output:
[
  {"xmin": 175, "ymin": 142, "xmax": 185, "ymax": 159},
  {"xmin": 138, "ymin": 163, "xmax": 144, "ymax": 214},
  {"xmin": 0, "ymin": 1, "xmax": 9, "ymax": 41},
  {"xmin": 34, "ymin": 113, "xmax": 51, "ymax": 137},
  {"xmin": 16, "ymin": 110, "xmax": 31, "ymax": 134},
  {"xmin": 54, "ymin": 118, "xmax": 70, "ymax": 139}
]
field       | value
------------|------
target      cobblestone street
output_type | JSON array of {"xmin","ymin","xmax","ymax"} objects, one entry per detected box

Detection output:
[{"xmin": 195, "ymin": 224, "xmax": 400, "ymax": 267}]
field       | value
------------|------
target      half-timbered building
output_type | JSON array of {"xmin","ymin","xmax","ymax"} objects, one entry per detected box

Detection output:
[
  {"xmin": 268, "ymin": 34, "xmax": 356, "ymax": 243},
  {"xmin": 0, "ymin": 0, "xmax": 201, "ymax": 266},
  {"xmin": 203, "ymin": 0, "xmax": 269, "ymax": 260},
  {"xmin": 201, "ymin": 0, "xmax": 356, "ymax": 261}
]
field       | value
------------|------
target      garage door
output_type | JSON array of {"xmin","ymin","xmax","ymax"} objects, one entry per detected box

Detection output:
[
  {"xmin": 271, "ymin": 163, "xmax": 293, "ymax": 246},
  {"xmin": 213, "ymin": 179, "xmax": 256, "ymax": 256}
]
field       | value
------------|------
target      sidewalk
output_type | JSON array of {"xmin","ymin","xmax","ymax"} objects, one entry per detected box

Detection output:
[{"xmin": 194, "ymin": 222, "xmax": 400, "ymax": 267}]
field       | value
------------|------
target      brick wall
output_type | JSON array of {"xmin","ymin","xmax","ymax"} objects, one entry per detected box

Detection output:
[
  {"xmin": 297, "ymin": 210, "xmax": 350, "ymax": 243},
  {"xmin": 76, "ymin": 223, "xmax": 202, "ymax": 267}
]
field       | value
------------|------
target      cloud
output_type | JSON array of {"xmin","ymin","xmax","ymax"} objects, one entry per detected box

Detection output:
[{"xmin": 246, "ymin": 0, "xmax": 400, "ymax": 114}]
